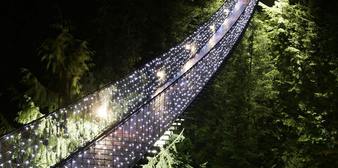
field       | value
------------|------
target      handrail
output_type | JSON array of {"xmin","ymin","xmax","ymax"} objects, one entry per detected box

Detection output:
[
  {"xmin": 55, "ymin": 0, "xmax": 258, "ymax": 167},
  {"xmin": 0, "ymin": 1, "xmax": 238, "ymax": 168}
]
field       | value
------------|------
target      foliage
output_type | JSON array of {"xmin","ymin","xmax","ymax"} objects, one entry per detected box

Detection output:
[
  {"xmin": 143, "ymin": 130, "xmax": 196, "ymax": 168},
  {"xmin": 15, "ymin": 95, "xmax": 43, "ymax": 124},
  {"xmin": 91, "ymin": 0, "xmax": 225, "ymax": 86},
  {"xmin": 19, "ymin": 25, "xmax": 93, "ymax": 114},
  {"xmin": 4, "ymin": 25, "xmax": 96, "ymax": 167},
  {"xmin": 0, "ymin": 113, "xmax": 12, "ymax": 135},
  {"xmin": 261, "ymin": 0, "xmax": 336, "ymax": 166},
  {"xmin": 21, "ymin": 68, "xmax": 59, "ymax": 112},
  {"xmin": 179, "ymin": 0, "xmax": 338, "ymax": 167},
  {"xmin": 39, "ymin": 26, "xmax": 94, "ymax": 103}
]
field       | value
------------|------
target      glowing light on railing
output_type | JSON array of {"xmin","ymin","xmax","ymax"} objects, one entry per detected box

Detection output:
[
  {"xmin": 0, "ymin": 0, "xmax": 258, "ymax": 167},
  {"xmin": 96, "ymin": 102, "xmax": 109, "ymax": 119},
  {"xmin": 210, "ymin": 24, "xmax": 216, "ymax": 32},
  {"xmin": 156, "ymin": 70, "xmax": 166, "ymax": 81},
  {"xmin": 224, "ymin": 8, "xmax": 229, "ymax": 15},
  {"xmin": 183, "ymin": 60, "xmax": 194, "ymax": 72},
  {"xmin": 185, "ymin": 44, "xmax": 191, "ymax": 50},
  {"xmin": 191, "ymin": 44, "xmax": 196, "ymax": 53},
  {"xmin": 186, "ymin": 43, "xmax": 197, "ymax": 56}
]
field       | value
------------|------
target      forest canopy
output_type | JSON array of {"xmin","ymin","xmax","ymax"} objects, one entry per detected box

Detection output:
[{"xmin": 145, "ymin": 0, "xmax": 338, "ymax": 167}]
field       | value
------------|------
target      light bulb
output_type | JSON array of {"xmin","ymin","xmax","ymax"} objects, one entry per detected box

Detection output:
[
  {"xmin": 96, "ymin": 103, "xmax": 108, "ymax": 119},
  {"xmin": 156, "ymin": 70, "xmax": 166, "ymax": 81}
]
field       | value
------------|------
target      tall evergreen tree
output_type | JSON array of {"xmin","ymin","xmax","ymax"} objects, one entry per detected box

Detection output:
[{"xmin": 179, "ymin": 0, "xmax": 338, "ymax": 167}]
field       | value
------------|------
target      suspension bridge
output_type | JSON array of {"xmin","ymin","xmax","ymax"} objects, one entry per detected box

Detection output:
[{"xmin": 0, "ymin": 0, "xmax": 257, "ymax": 167}]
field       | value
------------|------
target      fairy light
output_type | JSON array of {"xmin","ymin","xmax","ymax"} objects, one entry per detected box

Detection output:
[
  {"xmin": 0, "ymin": 0, "xmax": 258, "ymax": 167},
  {"xmin": 210, "ymin": 24, "xmax": 216, "ymax": 32},
  {"xmin": 61, "ymin": 1, "xmax": 257, "ymax": 167},
  {"xmin": 190, "ymin": 44, "xmax": 197, "ymax": 53},
  {"xmin": 95, "ymin": 102, "xmax": 108, "ymax": 119},
  {"xmin": 224, "ymin": 8, "xmax": 230, "ymax": 15},
  {"xmin": 156, "ymin": 70, "xmax": 166, "ymax": 81}
]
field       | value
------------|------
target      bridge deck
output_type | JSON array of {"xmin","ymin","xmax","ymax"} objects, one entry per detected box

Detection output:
[
  {"xmin": 0, "ymin": 0, "xmax": 257, "ymax": 167},
  {"xmin": 59, "ymin": 0, "xmax": 257, "ymax": 167}
]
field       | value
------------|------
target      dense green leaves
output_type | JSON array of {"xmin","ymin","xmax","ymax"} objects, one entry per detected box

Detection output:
[
  {"xmin": 38, "ymin": 26, "xmax": 93, "ymax": 103},
  {"xmin": 1, "ymin": 0, "xmax": 227, "ymax": 133},
  {"xmin": 143, "ymin": 130, "xmax": 193, "ymax": 168},
  {"xmin": 177, "ymin": 0, "xmax": 338, "ymax": 167},
  {"xmin": 18, "ymin": 26, "xmax": 93, "ymax": 115},
  {"xmin": 15, "ymin": 95, "xmax": 43, "ymax": 124}
]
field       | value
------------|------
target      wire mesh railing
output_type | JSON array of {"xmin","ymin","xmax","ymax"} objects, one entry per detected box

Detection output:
[
  {"xmin": 0, "ymin": 1, "xmax": 241, "ymax": 167},
  {"xmin": 58, "ymin": 0, "xmax": 257, "ymax": 167}
]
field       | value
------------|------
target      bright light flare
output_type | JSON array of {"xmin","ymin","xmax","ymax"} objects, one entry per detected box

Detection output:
[
  {"xmin": 183, "ymin": 60, "xmax": 194, "ymax": 72},
  {"xmin": 185, "ymin": 43, "xmax": 196, "ymax": 54},
  {"xmin": 209, "ymin": 25, "xmax": 215, "ymax": 32},
  {"xmin": 185, "ymin": 44, "xmax": 191, "ymax": 50},
  {"xmin": 191, "ymin": 45, "xmax": 196, "ymax": 53},
  {"xmin": 224, "ymin": 8, "xmax": 229, "ymax": 15},
  {"xmin": 156, "ymin": 70, "xmax": 166, "ymax": 81},
  {"xmin": 96, "ymin": 103, "xmax": 108, "ymax": 119}
]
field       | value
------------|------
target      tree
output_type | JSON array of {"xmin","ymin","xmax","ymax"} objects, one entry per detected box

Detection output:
[
  {"xmin": 10, "ymin": 25, "xmax": 95, "ymax": 146},
  {"xmin": 143, "ymin": 130, "xmax": 197, "ymax": 168},
  {"xmin": 15, "ymin": 95, "xmax": 43, "ymax": 124},
  {"xmin": 0, "ymin": 113, "xmax": 12, "ymax": 135},
  {"xmin": 181, "ymin": 21, "xmax": 267, "ymax": 167},
  {"xmin": 39, "ymin": 25, "xmax": 93, "ymax": 104},
  {"xmin": 262, "ymin": 0, "xmax": 335, "ymax": 166},
  {"xmin": 179, "ymin": 0, "xmax": 338, "ymax": 167}
]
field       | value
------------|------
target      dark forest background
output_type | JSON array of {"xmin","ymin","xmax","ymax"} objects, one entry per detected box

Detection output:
[{"xmin": 1, "ymin": 0, "xmax": 338, "ymax": 167}]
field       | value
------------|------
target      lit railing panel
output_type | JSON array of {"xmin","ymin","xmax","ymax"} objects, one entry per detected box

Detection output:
[
  {"xmin": 60, "ymin": 0, "xmax": 257, "ymax": 167},
  {"xmin": 0, "ymin": 1, "xmax": 239, "ymax": 167}
]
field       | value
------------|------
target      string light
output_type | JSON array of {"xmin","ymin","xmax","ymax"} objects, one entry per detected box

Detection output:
[
  {"xmin": 156, "ymin": 70, "xmax": 166, "ymax": 81},
  {"xmin": 224, "ymin": 8, "xmax": 230, "ymax": 15},
  {"xmin": 95, "ymin": 102, "xmax": 109, "ymax": 119},
  {"xmin": 61, "ymin": 1, "xmax": 257, "ymax": 168},
  {"xmin": 210, "ymin": 24, "xmax": 216, "ymax": 32},
  {"xmin": 0, "ymin": 0, "xmax": 257, "ymax": 167},
  {"xmin": 184, "ymin": 44, "xmax": 191, "ymax": 50}
]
